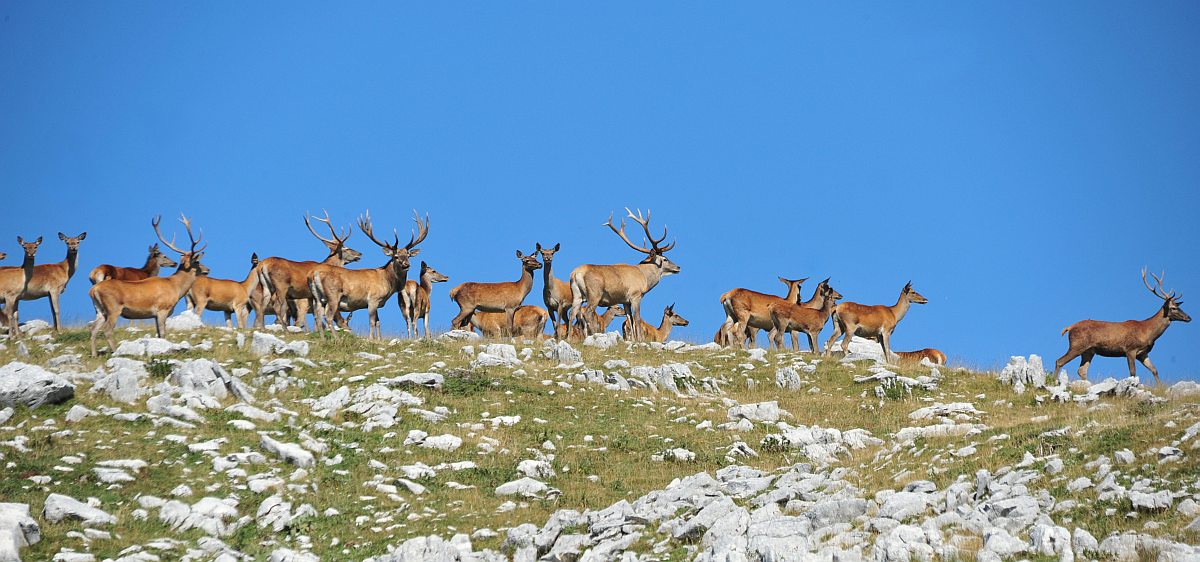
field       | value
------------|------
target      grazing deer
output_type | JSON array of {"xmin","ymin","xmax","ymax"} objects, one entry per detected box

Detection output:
[
  {"xmin": 563, "ymin": 306, "xmax": 627, "ymax": 341},
  {"xmin": 400, "ymin": 261, "xmax": 449, "ymax": 338},
  {"xmin": 767, "ymin": 283, "xmax": 844, "ymax": 352},
  {"xmin": 310, "ymin": 212, "xmax": 429, "ymax": 339},
  {"xmin": 89, "ymin": 244, "xmax": 177, "ymax": 284},
  {"xmin": 824, "ymin": 281, "xmax": 928, "ymax": 363},
  {"xmin": 255, "ymin": 211, "xmax": 362, "ymax": 329},
  {"xmin": 718, "ymin": 277, "xmax": 809, "ymax": 348},
  {"xmin": 895, "ymin": 349, "xmax": 947, "ymax": 366},
  {"xmin": 568, "ymin": 208, "xmax": 680, "ymax": 342},
  {"xmin": 537, "ymin": 243, "xmax": 573, "ymax": 335},
  {"xmin": 12, "ymin": 232, "xmax": 86, "ymax": 331},
  {"xmin": 449, "ymin": 250, "xmax": 542, "ymax": 337},
  {"xmin": 471, "ymin": 305, "xmax": 549, "ymax": 339},
  {"xmin": 623, "ymin": 303, "xmax": 688, "ymax": 343},
  {"xmin": 89, "ymin": 216, "xmax": 208, "ymax": 356},
  {"xmin": 1053, "ymin": 270, "xmax": 1190, "ymax": 383},
  {"xmin": 186, "ymin": 256, "xmax": 261, "ymax": 329},
  {"xmin": 0, "ymin": 237, "xmax": 42, "ymax": 336}
]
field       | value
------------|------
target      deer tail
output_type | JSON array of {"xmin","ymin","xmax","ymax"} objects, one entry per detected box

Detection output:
[{"xmin": 1060, "ymin": 322, "xmax": 1079, "ymax": 337}]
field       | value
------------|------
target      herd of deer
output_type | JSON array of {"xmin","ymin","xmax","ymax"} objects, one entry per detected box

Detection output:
[{"xmin": 0, "ymin": 210, "xmax": 1190, "ymax": 383}]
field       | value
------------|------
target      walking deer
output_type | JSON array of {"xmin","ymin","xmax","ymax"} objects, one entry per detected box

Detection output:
[
  {"xmin": 89, "ymin": 216, "xmax": 208, "ymax": 356},
  {"xmin": 310, "ymin": 211, "xmax": 429, "ymax": 339},
  {"xmin": 568, "ymin": 209, "xmax": 679, "ymax": 342},
  {"xmin": 449, "ymin": 250, "xmax": 542, "ymax": 337},
  {"xmin": 537, "ymin": 243, "xmax": 573, "ymax": 335},
  {"xmin": 471, "ymin": 305, "xmax": 549, "ymax": 339},
  {"xmin": 1053, "ymin": 270, "xmax": 1190, "ymax": 383},
  {"xmin": 718, "ymin": 277, "xmax": 808, "ymax": 348},
  {"xmin": 824, "ymin": 281, "xmax": 928, "ymax": 363},
  {"xmin": 0, "ymin": 237, "xmax": 42, "ymax": 336},
  {"xmin": 12, "ymin": 232, "xmax": 86, "ymax": 331},
  {"xmin": 623, "ymin": 303, "xmax": 688, "ymax": 343},
  {"xmin": 256, "ymin": 211, "xmax": 362, "ymax": 329},
  {"xmin": 767, "ymin": 283, "xmax": 843, "ymax": 352},
  {"xmin": 400, "ymin": 261, "xmax": 449, "ymax": 338},
  {"xmin": 89, "ymin": 244, "xmax": 176, "ymax": 284},
  {"xmin": 186, "ymin": 256, "xmax": 260, "ymax": 329}
]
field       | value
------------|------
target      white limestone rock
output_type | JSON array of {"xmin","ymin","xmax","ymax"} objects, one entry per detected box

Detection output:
[
  {"xmin": 259, "ymin": 435, "xmax": 315, "ymax": 467},
  {"xmin": 0, "ymin": 503, "xmax": 40, "ymax": 562},
  {"xmin": 165, "ymin": 310, "xmax": 204, "ymax": 331},
  {"xmin": 0, "ymin": 362, "xmax": 75, "ymax": 408},
  {"xmin": 42, "ymin": 494, "xmax": 116, "ymax": 526},
  {"xmin": 249, "ymin": 332, "xmax": 309, "ymax": 357}
]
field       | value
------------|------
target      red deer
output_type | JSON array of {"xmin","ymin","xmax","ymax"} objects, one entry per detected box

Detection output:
[
  {"xmin": 400, "ymin": 261, "xmax": 449, "ymax": 338},
  {"xmin": 623, "ymin": 303, "xmax": 688, "ymax": 343},
  {"xmin": 89, "ymin": 244, "xmax": 176, "ymax": 284},
  {"xmin": 449, "ymin": 250, "xmax": 542, "ymax": 337},
  {"xmin": 895, "ymin": 349, "xmax": 947, "ymax": 366},
  {"xmin": 536, "ymin": 243, "xmax": 573, "ymax": 336},
  {"xmin": 718, "ymin": 277, "xmax": 810, "ymax": 348},
  {"xmin": 186, "ymin": 255, "xmax": 260, "ymax": 329},
  {"xmin": 89, "ymin": 216, "xmax": 208, "ymax": 356},
  {"xmin": 568, "ymin": 209, "xmax": 679, "ymax": 342},
  {"xmin": 824, "ymin": 282, "xmax": 928, "ymax": 363},
  {"xmin": 768, "ymin": 283, "xmax": 844, "ymax": 352},
  {"xmin": 256, "ymin": 211, "xmax": 362, "ymax": 329},
  {"xmin": 1053, "ymin": 270, "xmax": 1190, "ymax": 383},
  {"xmin": 310, "ymin": 212, "xmax": 429, "ymax": 339},
  {"xmin": 0, "ymin": 237, "xmax": 42, "ymax": 336},
  {"xmin": 13, "ymin": 232, "xmax": 86, "ymax": 331},
  {"xmin": 563, "ymin": 306, "xmax": 626, "ymax": 341},
  {"xmin": 471, "ymin": 305, "xmax": 549, "ymax": 339}
]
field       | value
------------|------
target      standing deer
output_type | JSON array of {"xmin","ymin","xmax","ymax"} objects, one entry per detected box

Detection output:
[
  {"xmin": 471, "ymin": 305, "xmax": 550, "ymax": 339},
  {"xmin": 255, "ymin": 211, "xmax": 362, "ymax": 329},
  {"xmin": 767, "ymin": 283, "xmax": 844, "ymax": 352},
  {"xmin": 563, "ymin": 306, "xmax": 627, "ymax": 341},
  {"xmin": 13, "ymin": 232, "xmax": 86, "ymax": 331},
  {"xmin": 400, "ymin": 261, "xmax": 449, "ymax": 338},
  {"xmin": 186, "ymin": 255, "xmax": 260, "ymax": 329},
  {"xmin": 895, "ymin": 349, "xmax": 947, "ymax": 366},
  {"xmin": 717, "ymin": 277, "xmax": 808, "ymax": 348},
  {"xmin": 89, "ymin": 215, "xmax": 208, "ymax": 356},
  {"xmin": 537, "ymin": 243, "xmax": 573, "ymax": 336},
  {"xmin": 89, "ymin": 244, "xmax": 177, "ymax": 284},
  {"xmin": 1053, "ymin": 270, "xmax": 1190, "ymax": 384},
  {"xmin": 824, "ymin": 281, "xmax": 928, "ymax": 363},
  {"xmin": 309, "ymin": 211, "xmax": 429, "ymax": 339},
  {"xmin": 0, "ymin": 237, "xmax": 42, "ymax": 336},
  {"xmin": 449, "ymin": 249, "xmax": 542, "ymax": 337},
  {"xmin": 623, "ymin": 303, "xmax": 688, "ymax": 343},
  {"xmin": 568, "ymin": 208, "xmax": 680, "ymax": 342}
]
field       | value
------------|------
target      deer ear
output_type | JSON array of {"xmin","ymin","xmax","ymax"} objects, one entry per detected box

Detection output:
[
  {"xmin": 536, "ymin": 243, "xmax": 542, "ymax": 251},
  {"xmin": 58, "ymin": 232, "xmax": 67, "ymax": 241},
  {"xmin": 78, "ymin": 232, "xmax": 87, "ymax": 240},
  {"xmin": 554, "ymin": 243, "xmax": 560, "ymax": 251},
  {"xmin": 515, "ymin": 250, "xmax": 523, "ymax": 258},
  {"xmin": 17, "ymin": 236, "xmax": 23, "ymax": 244},
  {"xmin": 35, "ymin": 236, "xmax": 42, "ymax": 244},
  {"xmin": 408, "ymin": 248, "xmax": 420, "ymax": 257},
  {"xmin": 421, "ymin": 261, "xmax": 428, "ymax": 269}
]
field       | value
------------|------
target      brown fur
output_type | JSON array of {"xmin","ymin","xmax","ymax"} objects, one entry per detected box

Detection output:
[
  {"xmin": 720, "ymin": 277, "xmax": 825, "ymax": 348},
  {"xmin": 14, "ymin": 232, "xmax": 86, "ymax": 331},
  {"xmin": 89, "ymin": 244, "xmax": 176, "ymax": 285},
  {"xmin": 450, "ymin": 250, "xmax": 541, "ymax": 337},
  {"xmin": 400, "ymin": 261, "xmax": 448, "ymax": 338},
  {"xmin": 256, "ymin": 211, "xmax": 362, "ymax": 330},
  {"xmin": 537, "ymin": 243, "xmax": 574, "ymax": 335},
  {"xmin": 187, "ymin": 257, "xmax": 260, "ymax": 329},
  {"xmin": 623, "ymin": 304, "xmax": 688, "ymax": 343},
  {"xmin": 824, "ymin": 282, "xmax": 928, "ymax": 363},
  {"xmin": 0, "ymin": 237, "xmax": 42, "ymax": 336},
  {"xmin": 768, "ymin": 284, "xmax": 843, "ymax": 352},
  {"xmin": 471, "ymin": 305, "xmax": 549, "ymax": 338},
  {"xmin": 895, "ymin": 348, "xmax": 947, "ymax": 366}
]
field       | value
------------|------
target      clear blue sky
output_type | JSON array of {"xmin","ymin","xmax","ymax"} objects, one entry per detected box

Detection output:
[{"xmin": 2, "ymin": 3, "xmax": 1198, "ymax": 379}]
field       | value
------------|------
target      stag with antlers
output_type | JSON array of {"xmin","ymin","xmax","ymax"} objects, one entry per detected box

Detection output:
[
  {"xmin": 255, "ymin": 211, "xmax": 363, "ymax": 329},
  {"xmin": 568, "ymin": 208, "xmax": 680, "ymax": 342},
  {"xmin": 309, "ymin": 211, "xmax": 429, "ymax": 339},
  {"xmin": 400, "ymin": 261, "xmax": 449, "ymax": 338},
  {"xmin": 449, "ymin": 249, "xmax": 542, "ymax": 337},
  {"xmin": 89, "ymin": 215, "xmax": 208, "ymax": 356},
  {"xmin": 0, "ymin": 237, "xmax": 42, "ymax": 336},
  {"xmin": 1054, "ymin": 270, "xmax": 1190, "ymax": 384},
  {"xmin": 90, "ymin": 244, "xmax": 177, "ymax": 284},
  {"xmin": 824, "ymin": 281, "xmax": 928, "ymax": 363}
]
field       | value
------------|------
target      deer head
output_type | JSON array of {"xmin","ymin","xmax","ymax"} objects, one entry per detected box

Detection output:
[
  {"xmin": 306, "ymin": 210, "xmax": 363, "ymax": 264},
  {"xmin": 824, "ymin": 283, "xmax": 844, "ymax": 302},
  {"xmin": 153, "ymin": 214, "xmax": 209, "ymax": 276},
  {"xmin": 1144, "ymin": 269, "xmax": 1191, "ymax": 323},
  {"xmin": 359, "ymin": 210, "xmax": 429, "ymax": 273},
  {"xmin": 903, "ymin": 282, "xmax": 928, "ymax": 305},
  {"xmin": 605, "ymin": 208, "xmax": 680, "ymax": 274},
  {"xmin": 149, "ymin": 244, "xmax": 178, "ymax": 269},
  {"xmin": 664, "ymin": 303, "xmax": 689, "ymax": 327},
  {"xmin": 420, "ymin": 261, "xmax": 450, "ymax": 284},
  {"xmin": 58, "ymin": 232, "xmax": 87, "ymax": 252},
  {"xmin": 16, "ymin": 236, "xmax": 42, "ymax": 258},
  {"xmin": 516, "ymin": 249, "xmax": 543, "ymax": 273},
  {"xmin": 535, "ymin": 242, "xmax": 560, "ymax": 264}
]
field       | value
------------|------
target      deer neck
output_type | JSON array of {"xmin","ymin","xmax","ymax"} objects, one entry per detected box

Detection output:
[
  {"xmin": 420, "ymin": 272, "xmax": 435, "ymax": 294},
  {"xmin": 819, "ymin": 297, "xmax": 838, "ymax": 321},
  {"xmin": 323, "ymin": 253, "xmax": 347, "ymax": 267},
  {"xmin": 21, "ymin": 253, "xmax": 35, "ymax": 289},
  {"xmin": 385, "ymin": 260, "xmax": 411, "ymax": 292},
  {"xmin": 168, "ymin": 265, "xmax": 202, "ymax": 302},
  {"xmin": 542, "ymin": 260, "xmax": 556, "ymax": 286},
  {"xmin": 636, "ymin": 261, "xmax": 667, "ymax": 291},
  {"xmin": 657, "ymin": 316, "xmax": 673, "ymax": 340},
  {"xmin": 803, "ymin": 289, "xmax": 825, "ymax": 309},
  {"xmin": 889, "ymin": 292, "xmax": 912, "ymax": 324},
  {"xmin": 517, "ymin": 266, "xmax": 535, "ymax": 298},
  {"xmin": 64, "ymin": 247, "xmax": 79, "ymax": 279},
  {"xmin": 785, "ymin": 284, "xmax": 802, "ymax": 303},
  {"xmin": 1143, "ymin": 307, "xmax": 1173, "ymax": 340},
  {"xmin": 143, "ymin": 254, "xmax": 160, "ymax": 276}
]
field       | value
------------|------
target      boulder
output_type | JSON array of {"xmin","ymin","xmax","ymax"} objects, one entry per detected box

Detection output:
[
  {"xmin": 0, "ymin": 503, "xmax": 40, "ymax": 562},
  {"xmin": 42, "ymin": 494, "xmax": 116, "ymax": 526},
  {"xmin": 259, "ymin": 435, "xmax": 315, "ymax": 467},
  {"xmin": 999, "ymin": 355, "xmax": 1047, "ymax": 390},
  {"xmin": 165, "ymin": 310, "xmax": 204, "ymax": 331},
  {"xmin": 250, "ymin": 332, "xmax": 309, "ymax": 357},
  {"xmin": 0, "ymin": 363, "xmax": 74, "ymax": 408},
  {"xmin": 728, "ymin": 401, "xmax": 790, "ymax": 423},
  {"xmin": 113, "ymin": 337, "xmax": 189, "ymax": 357}
]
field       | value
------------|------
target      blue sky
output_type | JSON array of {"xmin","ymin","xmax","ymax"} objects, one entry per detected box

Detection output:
[{"xmin": 2, "ymin": 3, "xmax": 1198, "ymax": 379}]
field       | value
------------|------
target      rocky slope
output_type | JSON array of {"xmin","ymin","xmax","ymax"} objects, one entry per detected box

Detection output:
[{"xmin": 1, "ymin": 318, "xmax": 1199, "ymax": 561}]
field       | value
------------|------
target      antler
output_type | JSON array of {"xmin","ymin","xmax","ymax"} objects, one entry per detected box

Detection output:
[
  {"xmin": 304, "ymin": 210, "xmax": 350, "ymax": 245},
  {"xmin": 624, "ymin": 208, "xmax": 675, "ymax": 253},
  {"xmin": 178, "ymin": 213, "xmax": 205, "ymax": 253},
  {"xmin": 604, "ymin": 212, "xmax": 651, "ymax": 254},
  {"xmin": 357, "ymin": 210, "xmax": 398, "ymax": 249},
  {"xmin": 1142, "ymin": 268, "xmax": 1176, "ymax": 300},
  {"xmin": 152, "ymin": 214, "xmax": 204, "ymax": 255},
  {"xmin": 405, "ymin": 210, "xmax": 429, "ymax": 251}
]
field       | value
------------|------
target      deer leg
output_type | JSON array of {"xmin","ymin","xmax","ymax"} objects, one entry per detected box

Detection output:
[
  {"xmin": 368, "ymin": 305, "xmax": 379, "ymax": 340},
  {"xmin": 49, "ymin": 291, "xmax": 61, "ymax": 331},
  {"xmin": 824, "ymin": 323, "xmax": 843, "ymax": 356},
  {"xmin": 155, "ymin": 311, "xmax": 167, "ymax": 338},
  {"xmin": 505, "ymin": 307, "xmax": 517, "ymax": 339},
  {"xmin": 423, "ymin": 313, "xmax": 431, "ymax": 339},
  {"xmin": 1138, "ymin": 354, "xmax": 1160, "ymax": 385},
  {"xmin": 1125, "ymin": 352, "xmax": 1139, "ymax": 379},
  {"xmin": 791, "ymin": 330, "xmax": 800, "ymax": 352},
  {"xmin": 450, "ymin": 305, "xmax": 472, "ymax": 332},
  {"xmin": 1053, "ymin": 346, "xmax": 1083, "ymax": 380},
  {"xmin": 224, "ymin": 311, "xmax": 232, "ymax": 329},
  {"xmin": 838, "ymin": 324, "xmax": 856, "ymax": 358},
  {"xmin": 806, "ymin": 331, "xmax": 818, "ymax": 354},
  {"xmin": 1077, "ymin": 351, "xmax": 1095, "ymax": 381},
  {"xmin": 7, "ymin": 299, "xmax": 19, "ymax": 338},
  {"xmin": 880, "ymin": 331, "xmax": 893, "ymax": 364},
  {"xmin": 90, "ymin": 311, "xmax": 104, "ymax": 357}
]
